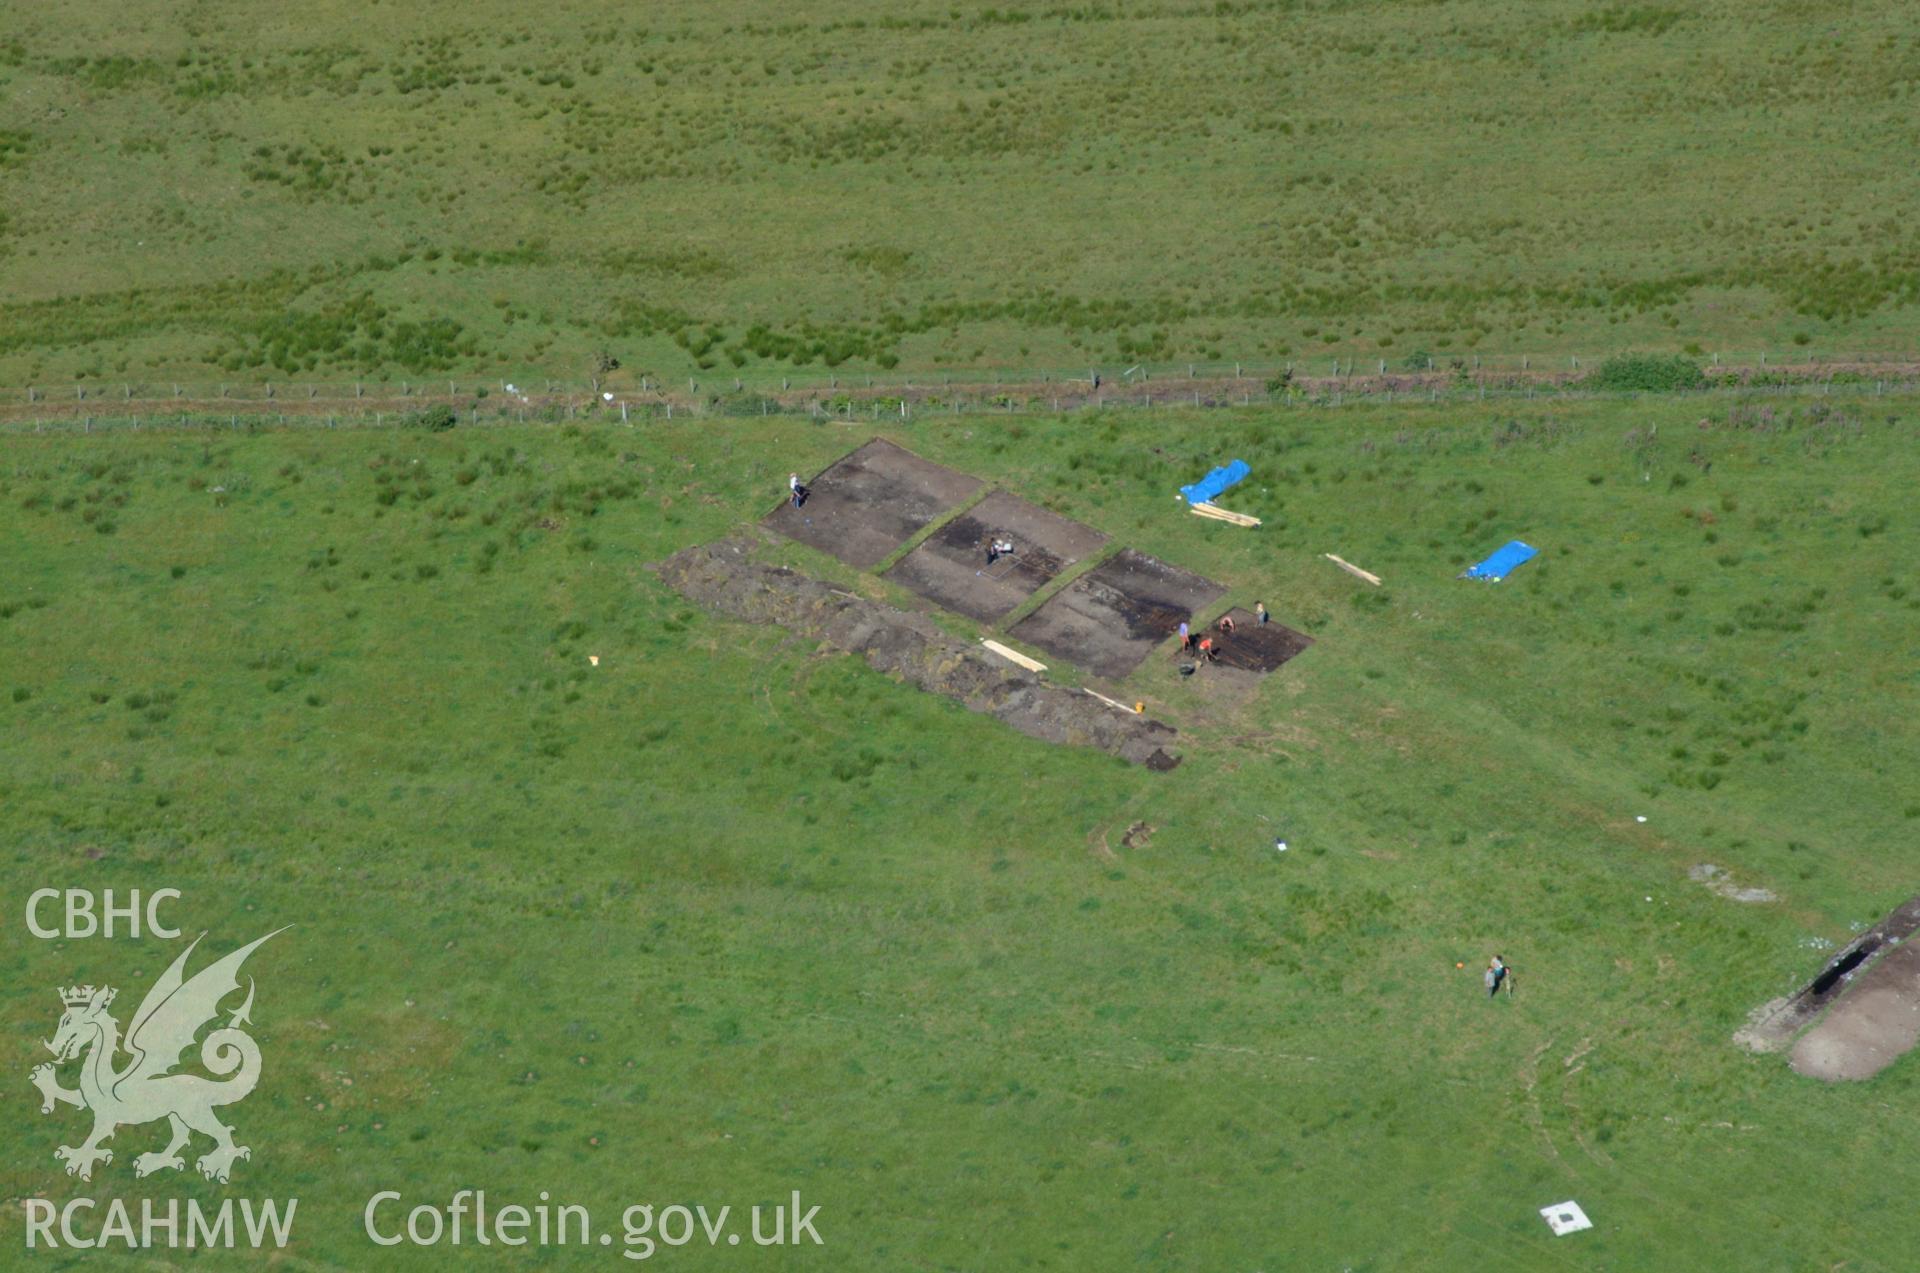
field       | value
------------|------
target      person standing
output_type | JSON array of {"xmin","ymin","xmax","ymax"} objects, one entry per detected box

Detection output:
[
  {"xmin": 1177, "ymin": 620, "xmax": 1191, "ymax": 652},
  {"xmin": 1486, "ymin": 955, "xmax": 1511, "ymax": 999},
  {"xmin": 788, "ymin": 473, "xmax": 806, "ymax": 509},
  {"xmin": 1255, "ymin": 601, "xmax": 1269, "ymax": 625}
]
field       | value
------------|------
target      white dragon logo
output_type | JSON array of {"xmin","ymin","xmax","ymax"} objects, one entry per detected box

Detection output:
[{"xmin": 29, "ymin": 928, "xmax": 287, "ymax": 1183}]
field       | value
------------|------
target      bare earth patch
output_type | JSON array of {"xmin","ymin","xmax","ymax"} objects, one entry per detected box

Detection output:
[
  {"xmin": 1791, "ymin": 941, "xmax": 1920, "ymax": 1081},
  {"xmin": 1009, "ymin": 549, "xmax": 1225, "ymax": 679},
  {"xmin": 1688, "ymin": 864, "xmax": 1778, "ymax": 904},
  {"xmin": 1738, "ymin": 895, "xmax": 1920, "ymax": 1080},
  {"xmin": 657, "ymin": 537, "xmax": 1182, "ymax": 768},
  {"xmin": 883, "ymin": 490, "xmax": 1107, "ymax": 622},
  {"xmin": 1206, "ymin": 608, "xmax": 1314, "ymax": 673},
  {"xmin": 763, "ymin": 437, "xmax": 981, "ymax": 569}
]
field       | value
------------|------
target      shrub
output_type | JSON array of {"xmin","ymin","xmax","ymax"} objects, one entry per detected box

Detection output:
[
  {"xmin": 1585, "ymin": 355, "xmax": 1706, "ymax": 393},
  {"xmin": 407, "ymin": 404, "xmax": 458, "ymax": 431}
]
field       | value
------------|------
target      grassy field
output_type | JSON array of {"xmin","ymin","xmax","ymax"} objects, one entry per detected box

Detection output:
[
  {"xmin": 4, "ymin": 393, "xmax": 1918, "ymax": 1267},
  {"xmin": 5, "ymin": 1, "xmax": 1920, "ymax": 386}
]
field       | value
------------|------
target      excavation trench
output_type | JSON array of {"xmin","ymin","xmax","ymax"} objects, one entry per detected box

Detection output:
[{"xmin": 655, "ymin": 538, "xmax": 1182, "ymax": 769}]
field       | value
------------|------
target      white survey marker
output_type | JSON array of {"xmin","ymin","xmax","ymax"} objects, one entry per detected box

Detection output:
[{"xmin": 1539, "ymin": 1201, "xmax": 1592, "ymax": 1236}]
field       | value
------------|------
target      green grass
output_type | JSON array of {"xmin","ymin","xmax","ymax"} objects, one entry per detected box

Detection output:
[
  {"xmin": 4, "ymin": 393, "xmax": 1918, "ymax": 1267},
  {"xmin": 6, "ymin": 1, "xmax": 1920, "ymax": 386}
]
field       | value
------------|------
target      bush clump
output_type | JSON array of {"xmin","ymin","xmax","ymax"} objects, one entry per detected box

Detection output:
[
  {"xmin": 407, "ymin": 404, "xmax": 458, "ymax": 431},
  {"xmin": 1586, "ymin": 354, "xmax": 1707, "ymax": 393}
]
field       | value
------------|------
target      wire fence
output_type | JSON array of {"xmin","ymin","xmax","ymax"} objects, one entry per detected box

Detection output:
[
  {"xmin": 4, "ymin": 346, "xmax": 1920, "ymax": 413},
  {"xmin": 4, "ymin": 366, "xmax": 1916, "ymax": 439}
]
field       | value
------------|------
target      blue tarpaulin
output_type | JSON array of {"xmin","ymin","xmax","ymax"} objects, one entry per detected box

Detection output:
[
  {"xmin": 1180, "ymin": 459, "xmax": 1250, "ymax": 505},
  {"xmin": 1461, "ymin": 540, "xmax": 1538, "ymax": 581}
]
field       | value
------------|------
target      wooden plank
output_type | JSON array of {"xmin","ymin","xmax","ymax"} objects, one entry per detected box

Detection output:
[
  {"xmin": 1083, "ymin": 688, "xmax": 1142, "ymax": 714},
  {"xmin": 1324, "ymin": 553, "xmax": 1382, "ymax": 586},
  {"xmin": 980, "ymin": 638, "xmax": 1047, "ymax": 673},
  {"xmin": 1191, "ymin": 502, "xmax": 1262, "ymax": 527}
]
